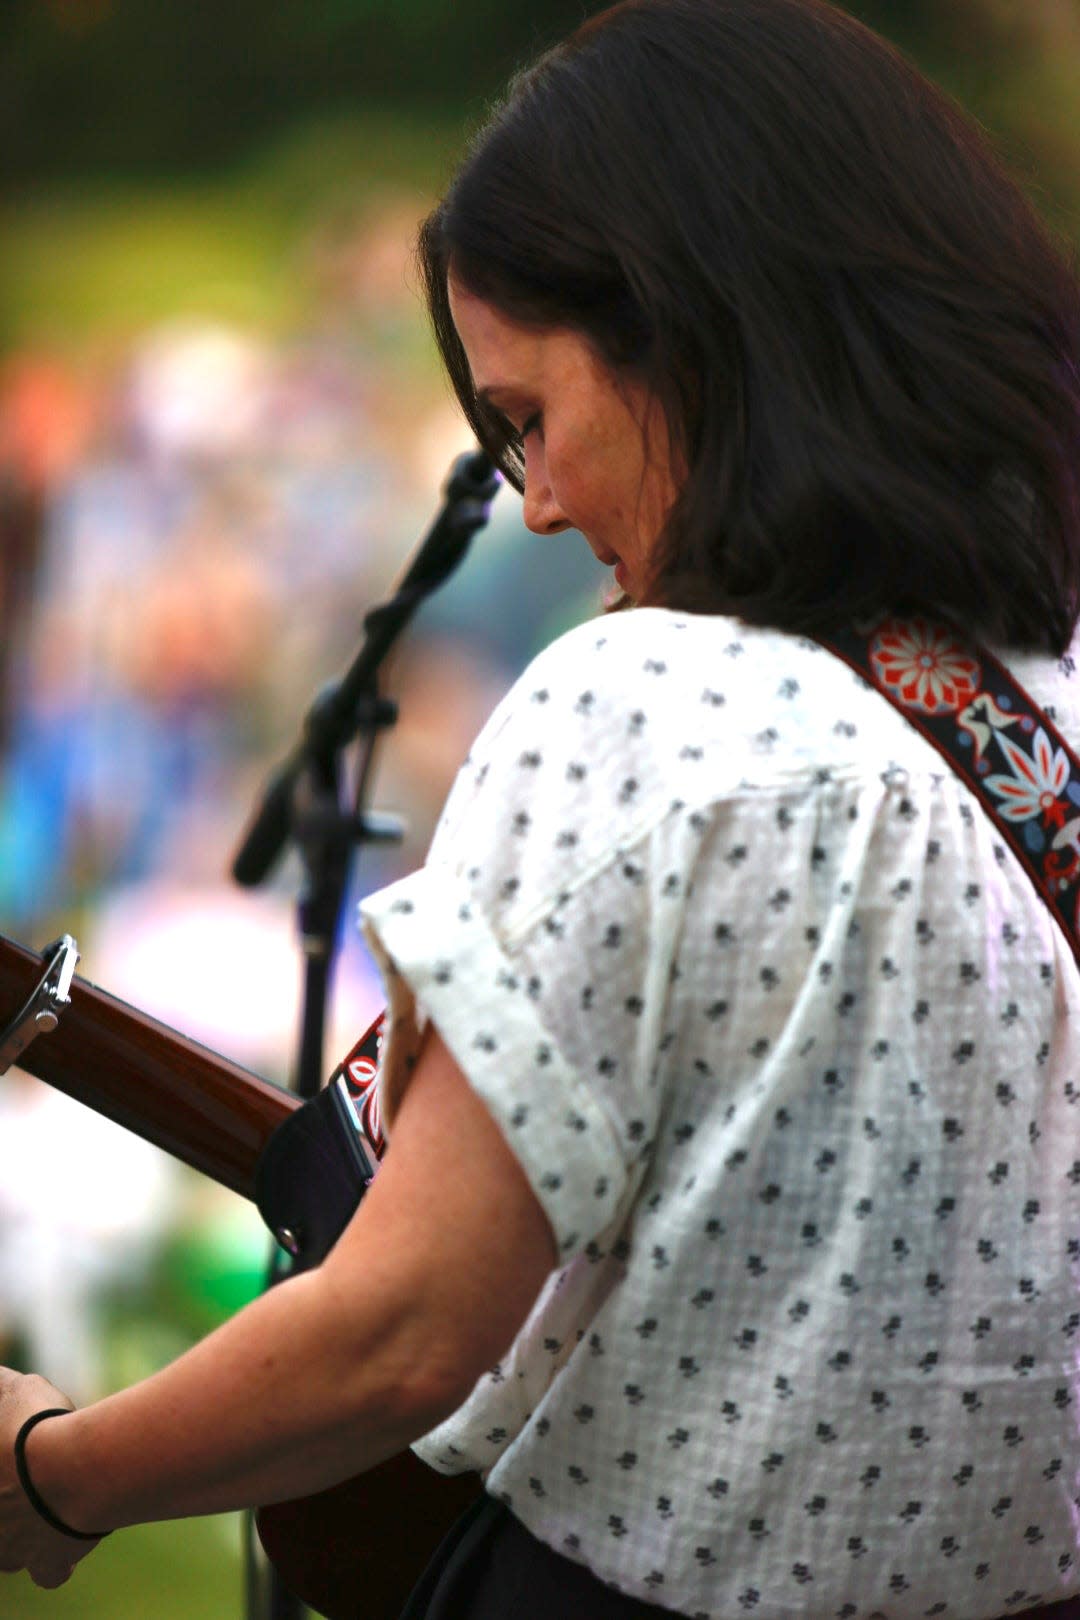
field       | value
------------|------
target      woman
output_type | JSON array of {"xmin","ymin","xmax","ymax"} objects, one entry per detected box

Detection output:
[{"xmin": 4, "ymin": 1, "xmax": 1080, "ymax": 1615}]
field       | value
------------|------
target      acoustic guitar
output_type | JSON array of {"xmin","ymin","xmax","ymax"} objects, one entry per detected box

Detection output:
[{"xmin": 0, "ymin": 930, "xmax": 478, "ymax": 1619}]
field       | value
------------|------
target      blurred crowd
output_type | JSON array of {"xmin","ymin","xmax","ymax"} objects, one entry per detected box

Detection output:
[{"xmin": 0, "ymin": 198, "xmax": 607, "ymax": 1399}]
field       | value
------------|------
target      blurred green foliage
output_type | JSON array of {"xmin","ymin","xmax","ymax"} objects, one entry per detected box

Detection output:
[
  {"xmin": 847, "ymin": 0, "xmax": 1080, "ymax": 236},
  {"xmin": 0, "ymin": 0, "xmax": 590, "ymax": 181},
  {"xmin": 0, "ymin": 110, "xmax": 465, "ymax": 348},
  {"xmin": 3, "ymin": 1, "xmax": 1078, "ymax": 236}
]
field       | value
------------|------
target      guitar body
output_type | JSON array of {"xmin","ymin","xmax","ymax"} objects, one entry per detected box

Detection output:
[
  {"xmin": 257, "ymin": 1456, "xmax": 479, "ymax": 1620},
  {"xmin": 0, "ymin": 932, "xmax": 479, "ymax": 1620}
]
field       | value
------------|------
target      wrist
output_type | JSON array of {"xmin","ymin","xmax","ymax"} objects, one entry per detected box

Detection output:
[{"xmin": 19, "ymin": 1408, "xmax": 111, "ymax": 1540}]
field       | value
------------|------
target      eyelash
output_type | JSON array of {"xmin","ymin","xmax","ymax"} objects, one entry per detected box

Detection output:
[{"xmin": 492, "ymin": 407, "xmax": 542, "ymax": 452}]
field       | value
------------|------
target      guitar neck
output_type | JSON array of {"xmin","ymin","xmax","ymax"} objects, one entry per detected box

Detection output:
[{"xmin": 0, "ymin": 932, "xmax": 299, "ymax": 1200}]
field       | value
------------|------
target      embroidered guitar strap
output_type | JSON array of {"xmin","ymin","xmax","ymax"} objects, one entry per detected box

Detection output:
[
  {"xmin": 822, "ymin": 616, "xmax": 1080, "ymax": 967},
  {"xmin": 328, "ymin": 1010, "xmax": 387, "ymax": 1157}
]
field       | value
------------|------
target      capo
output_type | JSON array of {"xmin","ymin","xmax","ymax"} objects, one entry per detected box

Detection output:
[{"xmin": 0, "ymin": 934, "xmax": 79, "ymax": 1075}]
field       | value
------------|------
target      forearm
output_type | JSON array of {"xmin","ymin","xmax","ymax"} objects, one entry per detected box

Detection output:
[
  {"xmin": 3, "ymin": 1027, "xmax": 556, "ymax": 1553},
  {"xmin": 23, "ymin": 1263, "xmax": 452, "ymax": 1533}
]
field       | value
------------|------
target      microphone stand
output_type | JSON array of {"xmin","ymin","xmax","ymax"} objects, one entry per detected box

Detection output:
[{"xmin": 230, "ymin": 448, "xmax": 500, "ymax": 1620}]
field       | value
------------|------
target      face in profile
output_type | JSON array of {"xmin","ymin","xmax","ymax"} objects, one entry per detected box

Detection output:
[{"xmin": 448, "ymin": 280, "xmax": 680, "ymax": 603}]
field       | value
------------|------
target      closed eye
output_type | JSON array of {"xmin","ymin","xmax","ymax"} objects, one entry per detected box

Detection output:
[{"xmin": 520, "ymin": 411, "xmax": 543, "ymax": 440}]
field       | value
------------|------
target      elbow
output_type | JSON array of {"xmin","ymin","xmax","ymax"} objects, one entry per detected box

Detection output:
[
  {"xmin": 320, "ymin": 1272, "xmax": 485, "ymax": 1446},
  {"xmin": 384, "ymin": 1349, "xmax": 479, "ymax": 1440}
]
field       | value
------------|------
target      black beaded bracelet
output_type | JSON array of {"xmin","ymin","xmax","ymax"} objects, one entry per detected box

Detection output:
[{"xmin": 13, "ymin": 1408, "xmax": 110, "ymax": 1541}]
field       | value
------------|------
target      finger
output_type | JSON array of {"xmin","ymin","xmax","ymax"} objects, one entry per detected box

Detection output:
[{"xmin": 28, "ymin": 1558, "xmax": 75, "ymax": 1590}]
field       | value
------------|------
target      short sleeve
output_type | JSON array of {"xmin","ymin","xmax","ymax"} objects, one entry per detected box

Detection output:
[{"xmin": 359, "ymin": 622, "xmax": 694, "ymax": 1259}]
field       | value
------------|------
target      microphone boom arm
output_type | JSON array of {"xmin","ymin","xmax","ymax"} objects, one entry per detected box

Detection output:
[{"xmin": 231, "ymin": 449, "xmax": 500, "ymax": 889}]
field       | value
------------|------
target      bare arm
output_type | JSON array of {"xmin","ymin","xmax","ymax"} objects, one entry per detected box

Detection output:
[{"xmin": 0, "ymin": 1028, "xmax": 557, "ymax": 1579}]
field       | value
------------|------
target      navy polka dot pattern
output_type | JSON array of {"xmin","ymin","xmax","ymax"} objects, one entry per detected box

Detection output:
[{"xmin": 360, "ymin": 609, "xmax": 1080, "ymax": 1620}]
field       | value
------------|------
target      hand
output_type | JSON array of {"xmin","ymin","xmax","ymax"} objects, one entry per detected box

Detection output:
[{"xmin": 0, "ymin": 1367, "xmax": 101, "ymax": 1588}]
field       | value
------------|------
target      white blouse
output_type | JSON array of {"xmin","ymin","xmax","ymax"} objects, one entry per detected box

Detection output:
[{"xmin": 360, "ymin": 607, "xmax": 1080, "ymax": 1620}]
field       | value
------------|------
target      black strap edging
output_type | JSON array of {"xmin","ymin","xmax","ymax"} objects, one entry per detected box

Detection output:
[{"xmin": 821, "ymin": 615, "xmax": 1080, "ymax": 966}]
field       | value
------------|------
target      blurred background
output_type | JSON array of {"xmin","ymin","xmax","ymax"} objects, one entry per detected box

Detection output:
[{"xmin": 0, "ymin": 0, "xmax": 1078, "ymax": 1614}]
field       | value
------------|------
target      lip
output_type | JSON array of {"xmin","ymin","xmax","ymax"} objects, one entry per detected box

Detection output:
[
  {"xmin": 614, "ymin": 559, "xmax": 630, "ymax": 591},
  {"xmin": 590, "ymin": 542, "xmax": 619, "ymax": 568}
]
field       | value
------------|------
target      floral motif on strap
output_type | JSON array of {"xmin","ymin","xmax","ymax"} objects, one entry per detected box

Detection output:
[
  {"xmin": 868, "ymin": 619, "xmax": 981, "ymax": 715},
  {"xmin": 984, "ymin": 730, "xmax": 1072, "ymax": 828},
  {"xmin": 827, "ymin": 616, "xmax": 1080, "ymax": 958}
]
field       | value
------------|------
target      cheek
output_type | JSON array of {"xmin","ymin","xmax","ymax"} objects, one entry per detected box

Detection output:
[
  {"xmin": 541, "ymin": 438, "xmax": 593, "ymax": 521},
  {"xmin": 548, "ymin": 425, "xmax": 633, "ymax": 527}
]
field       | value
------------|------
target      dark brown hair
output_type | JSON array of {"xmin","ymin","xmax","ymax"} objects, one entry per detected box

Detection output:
[{"xmin": 419, "ymin": 0, "xmax": 1080, "ymax": 651}]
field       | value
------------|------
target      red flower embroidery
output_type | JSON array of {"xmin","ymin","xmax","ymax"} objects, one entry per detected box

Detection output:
[{"xmin": 869, "ymin": 620, "xmax": 981, "ymax": 715}]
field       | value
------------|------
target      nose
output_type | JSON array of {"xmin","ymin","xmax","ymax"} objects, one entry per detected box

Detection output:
[{"xmin": 521, "ymin": 443, "xmax": 570, "ymax": 535}]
